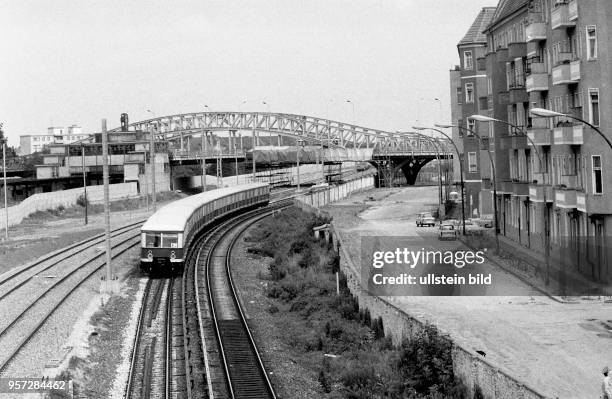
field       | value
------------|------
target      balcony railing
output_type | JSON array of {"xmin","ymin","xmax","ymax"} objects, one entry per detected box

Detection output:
[
  {"xmin": 509, "ymin": 86, "xmax": 529, "ymax": 103},
  {"xmin": 513, "ymin": 181, "xmax": 530, "ymax": 197},
  {"xmin": 526, "ymin": 19, "xmax": 547, "ymax": 42},
  {"xmin": 555, "ymin": 188, "xmax": 577, "ymax": 208},
  {"xmin": 552, "ymin": 62, "xmax": 579, "ymax": 85},
  {"xmin": 528, "ymin": 127, "xmax": 553, "ymax": 146},
  {"xmin": 529, "ymin": 184, "xmax": 553, "ymax": 202},
  {"xmin": 526, "ymin": 65, "xmax": 548, "ymax": 92},
  {"xmin": 553, "ymin": 124, "xmax": 583, "ymax": 145},
  {"xmin": 508, "ymin": 42, "xmax": 527, "ymax": 59},
  {"xmin": 551, "ymin": 3, "xmax": 576, "ymax": 30}
]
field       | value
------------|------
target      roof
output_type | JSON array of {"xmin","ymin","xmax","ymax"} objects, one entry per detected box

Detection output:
[
  {"xmin": 141, "ymin": 182, "xmax": 269, "ymax": 232},
  {"xmin": 486, "ymin": 0, "xmax": 529, "ymax": 31},
  {"xmin": 458, "ymin": 7, "xmax": 497, "ymax": 46}
]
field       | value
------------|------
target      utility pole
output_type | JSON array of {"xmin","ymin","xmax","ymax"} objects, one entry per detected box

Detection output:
[
  {"xmin": 252, "ymin": 130, "xmax": 256, "ymax": 180},
  {"xmin": 102, "ymin": 119, "xmax": 114, "ymax": 293},
  {"xmin": 1, "ymin": 127, "xmax": 8, "ymax": 240},
  {"xmin": 81, "ymin": 144, "xmax": 88, "ymax": 225},
  {"xmin": 149, "ymin": 124, "xmax": 156, "ymax": 211}
]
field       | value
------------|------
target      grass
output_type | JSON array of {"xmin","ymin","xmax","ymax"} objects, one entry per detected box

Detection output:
[{"xmin": 247, "ymin": 207, "xmax": 469, "ymax": 398}]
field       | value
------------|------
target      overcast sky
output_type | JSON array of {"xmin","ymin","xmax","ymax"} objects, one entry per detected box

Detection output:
[{"xmin": 0, "ymin": 0, "xmax": 496, "ymax": 147}]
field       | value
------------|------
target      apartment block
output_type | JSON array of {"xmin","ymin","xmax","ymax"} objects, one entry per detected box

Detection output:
[
  {"xmin": 480, "ymin": 0, "xmax": 612, "ymax": 283},
  {"xmin": 451, "ymin": 7, "xmax": 497, "ymax": 218},
  {"xmin": 19, "ymin": 125, "xmax": 90, "ymax": 155}
]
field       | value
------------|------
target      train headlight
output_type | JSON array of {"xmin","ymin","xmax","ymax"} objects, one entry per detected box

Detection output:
[
  {"xmin": 170, "ymin": 251, "xmax": 176, "ymax": 260},
  {"xmin": 147, "ymin": 251, "xmax": 153, "ymax": 260}
]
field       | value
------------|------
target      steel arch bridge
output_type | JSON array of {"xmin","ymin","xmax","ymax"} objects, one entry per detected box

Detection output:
[
  {"xmin": 109, "ymin": 111, "xmax": 453, "ymax": 154},
  {"xmin": 109, "ymin": 111, "xmax": 453, "ymax": 186}
]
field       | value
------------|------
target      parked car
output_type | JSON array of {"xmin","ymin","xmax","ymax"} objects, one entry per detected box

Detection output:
[
  {"xmin": 438, "ymin": 223, "xmax": 458, "ymax": 240},
  {"xmin": 416, "ymin": 212, "xmax": 436, "ymax": 227}
]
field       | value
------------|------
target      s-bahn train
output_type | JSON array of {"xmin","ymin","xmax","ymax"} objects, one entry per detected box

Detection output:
[{"xmin": 140, "ymin": 183, "xmax": 270, "ymax": 273}]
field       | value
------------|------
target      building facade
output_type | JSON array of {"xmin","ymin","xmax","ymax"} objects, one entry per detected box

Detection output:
[
  {"xmin": 19, "ymin": 125, "xmax": 90, "ymax": 155},
  {"xmin": 475, "ymin": 0, "xmax": 612, "ymax": 283},
  {"xmin": 451, "ymin": 7, "xmax": 497, "ymax": 218}
]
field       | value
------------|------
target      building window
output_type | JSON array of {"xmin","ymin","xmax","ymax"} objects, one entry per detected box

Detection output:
[
  {"xmin": 468, "ymin": 152, "xmax": 477, "ymax": 173},
  {"xmin": 589, "ymin": 89, "xmax": 599, "ymax": 126},
  {"xmin": 456, "ymin": 87, "xmax": 462, "ymax": 105},
  {"xmin": 586, "ymin": 25, "xmax": 597, "ymax": 60},
  {"xmin": 465, "ymin": 82, "xmax": 474, "ymax": 103},
  {"xmin": 479, "ymin": 97, "xmax": 488, "ymax": 111},
  {"xmin": 467, "ymin": 119, "xmax": 475, "ymax": 134},
  {"xmin": 464, "ymin": 50, "xmax": 473, "ymax": 70},
  {"xmin": 592, "ymin": 155, "xmax": 603, "ymax": 194},
  {"xmin": 458, "ymin": 119, "xmax": 464, "ymax": 137}
]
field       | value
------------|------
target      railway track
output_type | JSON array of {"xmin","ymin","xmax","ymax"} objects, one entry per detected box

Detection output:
[
  {"xmin": 0, "ymin": 220, "xmax": 145, "ymax": 298},
  {"xmin": 126, "ymin": 201, "xmax": 289, "ymax": 399},
  {"xmin": 196, "ymin": 203, "xmax": 288, "ymax": 399},
  {"xmin": 0, "ymin": 230, "xmax": 142, "ymax": 374}
]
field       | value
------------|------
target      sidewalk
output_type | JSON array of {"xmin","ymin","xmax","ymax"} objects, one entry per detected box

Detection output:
[{"xmin": 459, "ymin": 230, "xmax": 612, "ymax": 303}]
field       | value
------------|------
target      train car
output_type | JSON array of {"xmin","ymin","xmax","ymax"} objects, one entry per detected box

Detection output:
[{"xmin": 140, "ymin": 183, "xmax": 270, "ymax": 273}]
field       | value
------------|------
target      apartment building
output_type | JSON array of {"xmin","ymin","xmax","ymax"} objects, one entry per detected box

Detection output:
[
  {"xmin": 19, "ymin": 125, "xmax": 90, "ymax": 155},
  {"xmin": 479, "ymin": 0, "xmax": 612, "ymax": 283},
  {"xmin": 451, "ymin": 7, "xmax": 497, "ymax": 218}
]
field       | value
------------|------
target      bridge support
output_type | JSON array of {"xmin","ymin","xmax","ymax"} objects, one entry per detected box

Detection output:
[{"xmin": 370, "ymin": 156, "xmax": 434, "ymax": 187}]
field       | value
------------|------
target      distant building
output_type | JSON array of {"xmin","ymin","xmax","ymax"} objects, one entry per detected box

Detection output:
[{"xmin": 19, "ymin": 125, "xmax": 90, "ymax": 155}]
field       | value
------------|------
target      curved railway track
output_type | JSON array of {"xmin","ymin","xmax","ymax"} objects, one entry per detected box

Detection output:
[
  {"xmin": 126, "ymin": 200, "xmax": 290, "ymax": 399},
  {"xmin": 0, "ymin": 231, "xmax": 141, "ymax": 374}
]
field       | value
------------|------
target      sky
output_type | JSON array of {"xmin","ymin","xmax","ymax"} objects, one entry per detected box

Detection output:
[{"xmin": 0, "ymin": 0, "xmax": 497, "ymax": 147}]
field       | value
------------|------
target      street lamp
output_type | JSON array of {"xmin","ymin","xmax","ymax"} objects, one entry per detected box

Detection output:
[
  {"xmin": 530, "ymin": 108, "xmax": 612, "ymax": 151},
  {"xmin": 346, "ymin": 99, "xmax": 355, "ymax": 125},
  {"xmin": 415, "ymin": 126, "xmax": 466, "ymax": 236},
  {"xmin": 462, "ymin": 117, "xmax": 500, "ymax": 253}
]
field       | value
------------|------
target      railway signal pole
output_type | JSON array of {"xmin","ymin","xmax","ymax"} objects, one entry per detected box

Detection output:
[{"xmin": 1, "ymin": 124, "xmax": 8, "ymax": 240}]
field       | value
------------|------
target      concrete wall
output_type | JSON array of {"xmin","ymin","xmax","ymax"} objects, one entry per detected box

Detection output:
[
  {"xmin": 329, "ymin": 228, "xmax": 546, "ymax": 399},
  {"xmin": 293, "ymin": 176, "xmax": 374, "ymax": 209},
  {"xmin": 0, "ymin": 182, "xmax": 138, "ymax": 229}
]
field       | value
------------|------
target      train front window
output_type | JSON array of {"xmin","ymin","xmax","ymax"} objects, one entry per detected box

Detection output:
[
  {"xmin": 162, "ymin": 234, "xmax": 179, "ymax": 248},
  {"xmin": 145, "ymin": 233, "xmax": 161, "ymax": 247}
]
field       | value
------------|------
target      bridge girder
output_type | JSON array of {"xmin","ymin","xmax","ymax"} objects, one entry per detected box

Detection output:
[{"xmin": 108, "ymin": 112, "xmax": 454, "ymax": 157}]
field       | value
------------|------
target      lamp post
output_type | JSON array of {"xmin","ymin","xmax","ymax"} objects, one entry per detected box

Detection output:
[
  {"xmin": 462, "ymin": 117, "xmax": 500, "ymax": 253},
  {"xmin": 146, "ymin": 110, "xmax": 157, "ymax": 211},
  {"xmin": 416, "ymin": 126, "xmax": 466, "ymax": 236},
  {"xmin": 396, "ymin": 131, "xmax": 444, "ymax": 220},
  {"xmin": 530, "ymin": 107, "xmax": 612, "ymax": 284},
  {"xmin": 346, "ymin": 99, "xmax": 355, "ymax": 125},
  {"xmin": 530, "ymin": 108, "xmax": 612, "ymax": 150}
]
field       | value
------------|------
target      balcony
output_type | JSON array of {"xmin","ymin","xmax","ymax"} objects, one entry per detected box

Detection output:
[
  {"xmin": 513, "ymin": 181, "xmax": 530, "ymax": 196},
  {"xmin": 509, "ymin": 86, "xmax": 529, "ymax": 103},
  {"xmin": 568, "ymin": 0, "xmax": 578, "ymax": 21},
  {"xmin": 552, "ymin": 62, "xmax": 579, "ymax": 85},
  {"xmin": 576, "ymin": 192, "xmax": 612, "ymax": 214},
  {"xmin": 508, "ymin": 42, "xmax": 527, "ymax": 59},
  {"xmin": 551, "ymin": 3, "xmax": 576, "ymax": 30},
  {"xmin": 526, "ymin": 62, "xmax": 548, "ymax": 92},
  {"xmin": 498, "ymin": 91, "xmax": 509, "ymax": 105},
  {"xmin": 526, "ymin": 21, "xmax": 547, "ymax": 42},
  {"xmin": 527, "ymin": 128, "xmax": 552, "ymax": 146},
  {"xmin": 570, "ymin": 59, "xmax": 581, "ymax": 81},
  {"xmin": 554, "ymin": 188, "xmax": 577, "ymax": 209},
  {"xmin": 496, "ymin": 47, "xmax": 509, "ymax": 63},
  {"xmin": 529, "ymin": 184, "xmax": 553, "ymax": 202},
  {"xmin": 553, "ymin": 124, "xmax": 583, "ymax": 145}
]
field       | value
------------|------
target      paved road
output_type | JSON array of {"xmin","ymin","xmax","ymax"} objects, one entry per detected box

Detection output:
[{"xmin": 326, "ymin": 185, "xmax": 612, "ymax": 399}]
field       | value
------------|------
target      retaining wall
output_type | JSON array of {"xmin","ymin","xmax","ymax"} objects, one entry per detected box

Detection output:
[
  {"xmin": 292, "ymin": 176, "xmax": 375, "ymax": 211},
  {"xmin": 0, "ymin": 182, "xmax": 138, "ymax": 229},
  {"xmin": 328, "ymin": 227, "xmax": 548, "ymax": 399}
]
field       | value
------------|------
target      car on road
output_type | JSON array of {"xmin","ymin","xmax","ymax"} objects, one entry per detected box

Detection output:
[
  {"xmin": 416, "ymin": 212, "xmax": 436, "ymax": 227},
  {"xmin": 438, "ymin": 223, "xmax": 458, "ymax": 240}
]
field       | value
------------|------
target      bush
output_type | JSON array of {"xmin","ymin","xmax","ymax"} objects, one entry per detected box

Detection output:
[{"xmin": 76, "ymin": 194, "xmax": 88, "ymax": 207}]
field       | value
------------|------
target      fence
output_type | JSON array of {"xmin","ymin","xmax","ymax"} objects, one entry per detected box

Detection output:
[
  {"xmin": 0, "ymin": 182, "xmax": 138, "ymax": 229},
  {"xmin": 293, "ymin": 176, "xmax": 375, "ymax": 211}
]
